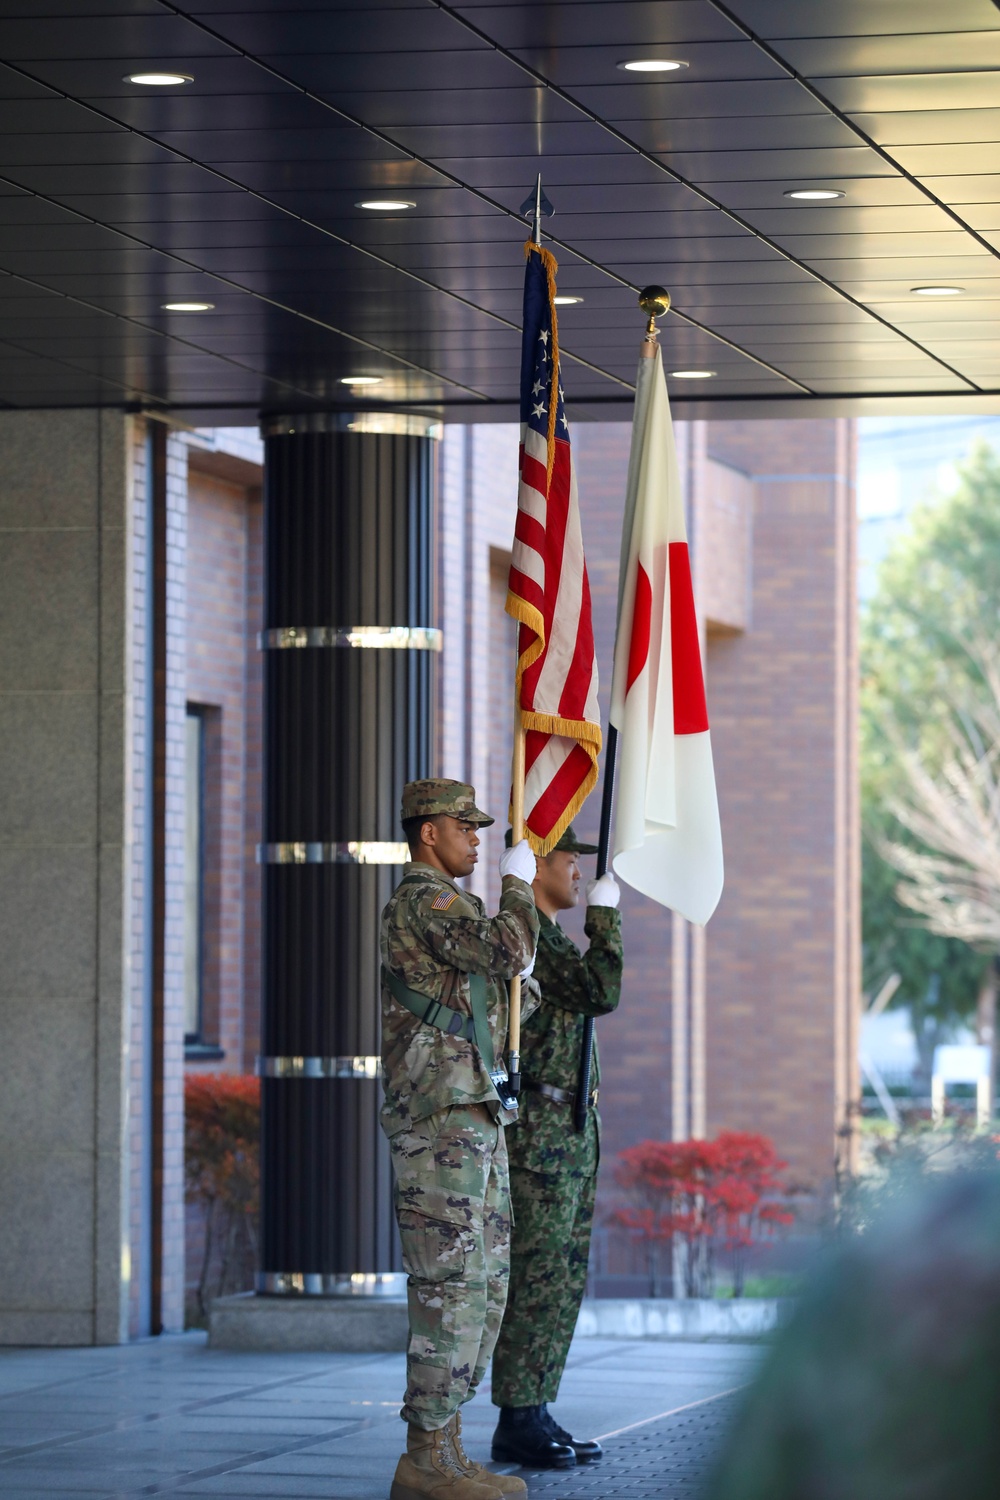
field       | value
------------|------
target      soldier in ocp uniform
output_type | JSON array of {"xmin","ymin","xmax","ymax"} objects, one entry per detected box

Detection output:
[
  {"xmin": 381, "ymin": 779, "xmax": 539, "ymax": 1500},
  {"xmin": 490, "ymin": 825, "xmax": 623, "ymax": 1470}
]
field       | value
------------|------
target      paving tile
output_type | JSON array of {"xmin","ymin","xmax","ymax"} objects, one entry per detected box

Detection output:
[
  {"xmin": 0, "ymin": 1332, "xmax": 756, "ymax": 1500},
  {"xmin": 170, "ymin": 1417, "xmax": 342, "ymax": 1435},
  {"xmin": 0, "ymin": 1480, "xmax": 114, "ymax": 1496},
  {"xmin": 176, "ymin": 1478, "xmax": 360, "ymax": 1497},
  {"xmin": 0, "ymin": 1469, "xmax": 166, "ymax": 1491},
  {"xmin": 238, "ymin": 1452, "xmax": 378, "ymax": 1477}
]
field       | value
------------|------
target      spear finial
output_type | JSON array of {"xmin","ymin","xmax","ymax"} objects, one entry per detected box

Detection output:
[{"xmin": 519, "ymin": 174, "xmax": 554, "ymax": 244}]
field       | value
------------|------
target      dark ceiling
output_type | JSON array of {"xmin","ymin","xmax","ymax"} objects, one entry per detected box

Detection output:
[{"xmin": 1, "ymin": 0, "xmax": 1000, "ymax": 420}]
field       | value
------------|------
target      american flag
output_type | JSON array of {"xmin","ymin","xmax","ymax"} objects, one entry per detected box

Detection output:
[{"xmin": 505, "ymin": 242, "xmax": 601, "ymax": 854}]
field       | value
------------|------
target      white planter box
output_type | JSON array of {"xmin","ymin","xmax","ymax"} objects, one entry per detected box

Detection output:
[{"xmin": 574, "ymin": 1297, "xmax": 790, "ymax": 1340}]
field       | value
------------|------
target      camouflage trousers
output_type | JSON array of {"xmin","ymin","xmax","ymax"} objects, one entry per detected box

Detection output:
[
  {"xmin": 390, "ymin": 1102, "xmax": 511, "ymax": 1430},
  {"xmin": 490, "ymin": 1165, "xmax": 596, "ymax": 1407}
]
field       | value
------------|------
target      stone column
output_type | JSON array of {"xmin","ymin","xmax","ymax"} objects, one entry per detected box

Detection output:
[
  {"xmin": 0, "ymin": 411, "xmax": 131, "ymax": 1344},
  {"xmin": 257, "ymin": 414, "xmax": 440, "ymax": 1292}
]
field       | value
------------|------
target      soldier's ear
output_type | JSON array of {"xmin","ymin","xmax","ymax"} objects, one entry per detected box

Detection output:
[{"xmin": 420, "ymin": 816, "xmax": 438, "ymax": 848}]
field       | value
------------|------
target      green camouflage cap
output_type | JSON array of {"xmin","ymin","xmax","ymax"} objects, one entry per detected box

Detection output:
[
  {"xmin": 504, "ymin": 822, "xmax": 598, "ymax": 854},
  {"xmin": 401, "ymin": 778, "xmax": 494, "ymax": 826}
]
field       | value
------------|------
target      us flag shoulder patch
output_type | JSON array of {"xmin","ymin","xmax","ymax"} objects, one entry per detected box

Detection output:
[{"xmin": 431, "ymin": 890, "xmax": 459, "ymax": 912}]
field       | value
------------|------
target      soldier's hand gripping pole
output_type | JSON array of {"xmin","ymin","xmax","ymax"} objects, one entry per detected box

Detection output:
[{"xmin": 507, "ymin": 709, "xmax": 526, "ymax": 1095}]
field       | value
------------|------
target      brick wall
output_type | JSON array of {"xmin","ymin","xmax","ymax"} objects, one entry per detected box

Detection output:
[
  {"xmin": 126, "ymin": 426, "xmax": 263, "ymax": 1332},
  {"xmin": 185, "ymin": 463, "xmax": 252, "ymax": 1068},
  {"xmin": 180, "ymin": 438, "xmax": 263, "ymax": 1314},
  {"xmin": 702, "ymin": 420, "xmax": 859, "ymax": 1188}
]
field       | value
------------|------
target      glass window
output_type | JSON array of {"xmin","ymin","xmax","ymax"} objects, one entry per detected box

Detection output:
[{"xmin": 184, "ymin": 708, "xmax": 205, "ymax": 1042}]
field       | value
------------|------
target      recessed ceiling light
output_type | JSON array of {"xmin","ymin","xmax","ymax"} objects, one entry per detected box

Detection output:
[
  {"xmin": 910, "ymin": 285, "xmax": 965, "ymax": 296},
  {"xmin": 617, "ymin": 59, "xmax": 689, "ymax": 73},
  {"xmin": 784, "ymin": 188, "xmax": 845, "ymax": 201},
  {"xmin": 356, "ymin": 199, "xmax": 416, "ymax": 211},
  {"xmin": 339, "ymin": 375, "xmax": 383, "ymax": 386},
  {"xmin": 124, "ymin": 72, "xmax": 193, "ymax": 86},
  {"xmin": 669, "ymin": 370, "xmax": 716, "ymax": 379},
  {"xmin": 161, "ymin": 301, "xmax": 214, "ymax": 311},
  {"xmin": 553, "ymin": 295, "xmax": 584, "ymax": 305}
]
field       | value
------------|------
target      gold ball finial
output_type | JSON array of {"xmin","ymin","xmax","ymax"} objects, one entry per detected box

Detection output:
[
  {"xmin": 638, "ymin": 284, "xmax": 671, "ymax": 339},
  {"xmin": 638, "ymin": 285, "xmax": 671, "ymax": 319}
]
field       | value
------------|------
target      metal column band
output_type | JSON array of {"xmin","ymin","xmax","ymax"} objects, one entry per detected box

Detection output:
[
  {"xmin": 257, "ymin": 841, "xmax": 408, "ymax": 865},
  {"xmin": 258, "ymin": 625, "xmax": 442, "ymax": 651},
  {"xmin": 257, "ymin": 1055, "xmax": 381, "ymax": 1079}
]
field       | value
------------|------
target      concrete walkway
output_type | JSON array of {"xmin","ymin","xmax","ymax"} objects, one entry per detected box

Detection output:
[{"xmin": 0, "ymin": 1334, "xmax": 761, "ymax": 1499}]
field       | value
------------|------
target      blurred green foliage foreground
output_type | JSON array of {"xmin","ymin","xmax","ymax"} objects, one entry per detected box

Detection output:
[{"xmin": 704, "ymin": 1158, "xmax": 1000, "ymax": 1500}]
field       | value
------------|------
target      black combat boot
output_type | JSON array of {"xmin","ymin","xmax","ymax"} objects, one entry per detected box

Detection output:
[
  {"xmin": 490, "ymin": 1406, "xmax": 577, "ymax": 1470},
  {"xmin": 539, "ymin": 1404, "xmax": 603, "ymax": 1463}
]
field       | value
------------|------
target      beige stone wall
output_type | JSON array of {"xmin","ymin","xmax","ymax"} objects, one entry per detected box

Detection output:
[{"xmin": 0, "ymin": 411, "xmax": 131, "ymax": 1344}]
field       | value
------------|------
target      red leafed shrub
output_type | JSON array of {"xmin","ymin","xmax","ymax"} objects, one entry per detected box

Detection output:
[
  {"xmin": 611, "ymin": 1131, "xmax": 795, "ymax": 1298},
  {"xmin": 185, "ymin": 1074, "xmax": 260, "ymax": 1317}
]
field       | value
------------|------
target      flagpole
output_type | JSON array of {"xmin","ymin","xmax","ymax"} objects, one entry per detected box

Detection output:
[
  {"xmin": 507, "ymin": 173, "xmax": 547, "ymax": 1098},
  {"xmin": 572, "ymin": 284, "xmax": 671, "ymax": 1133},
  {"xmin": 508, "ymin": 707, "xmax": 526, "ymax": 1095}
]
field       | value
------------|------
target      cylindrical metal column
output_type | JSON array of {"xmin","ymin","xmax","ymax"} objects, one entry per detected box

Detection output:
[{"xmin": 257, "ymin": 413, "xmax": 440, "ymax": 1295}]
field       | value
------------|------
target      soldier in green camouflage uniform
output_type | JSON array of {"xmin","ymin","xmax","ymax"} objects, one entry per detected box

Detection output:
[
  {"xmin": 381, "ymin": 779, "xmax": 539, "ymax": 1500},
  {"xmin": 491, "ymin": 825, "xmax": 623, "ymax": 1470}
]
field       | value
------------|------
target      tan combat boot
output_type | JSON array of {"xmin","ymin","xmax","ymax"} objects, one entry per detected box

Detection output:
[
  {"xmin": 389, "ymin": 1424, "xmax": 505, "ymax": 1500},
  {"xmin": 447, "ymin": 1411, "xmax": 527, "ymax": 1496}
]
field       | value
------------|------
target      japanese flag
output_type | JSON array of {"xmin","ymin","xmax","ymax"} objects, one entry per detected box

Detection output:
[{"xmin": 609, "ymin": 341, "xmax": 723, "ymax": 925}]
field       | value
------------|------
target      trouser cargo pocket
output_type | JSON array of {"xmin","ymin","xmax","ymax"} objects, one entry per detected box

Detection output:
[{"xmin": 397, "ymin": 1208, "xmax": 475, "ymax": 1283}]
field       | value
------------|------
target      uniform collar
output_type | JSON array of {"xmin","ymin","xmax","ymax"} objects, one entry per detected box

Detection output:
[
  {"xmin": 405, "ymin": 860, "xmax": 461, "ymax": 891},
  {"xmin": 537, "ymin": 909, "xmax": 559, "ymax": 931}
]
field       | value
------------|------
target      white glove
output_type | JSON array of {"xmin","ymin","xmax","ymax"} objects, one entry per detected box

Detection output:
[
  {"xmin": 586, "ymin": 873, "xmax": 620, "ymax": 909},
  {"xmin": 499, "ymin": 839, "xmax": 537, "ymax": 885},
  {"xmin": 519, "ymin": 950, "xmax": 536, "ymax": 979}
]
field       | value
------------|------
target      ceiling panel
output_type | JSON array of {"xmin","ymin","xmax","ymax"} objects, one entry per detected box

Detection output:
[
  {"xmin": 445, "ymin": 3, "xmax": 744, "ymax": 48},
  {"xmin": 738, "ymin": 205, "xmax": 961, "ymax": 235},
  {"xmin": 655, "ymin": 147, "xmax": 899, "ymax": 182},
  {"xmin": 887, "ymin": 143, "xmax": 1000, "ymax": 176},
  {"xmin": 0, "ymin": 0, "xmax": 988, "ymax": 416},
  {"xmin": 762, "ymin": 232, "xmax": 990, "ymax": 260},
  {"xmin": 820, "ymin": 72, "xmax": 1000, "ymax": 115},
  {"xmin": 782, "ymin": 32, "xmax": 1000, "ymax": 76},
  {"xmin": 731, "ymin": 1, "xmax": 999, "ymax": 39},
  {"xmin": 921, "ymin": 175, "xmax": 1000, "ymax": 203},
  {"xmin": 854, "ymin": 110, "xmax": 1000, "ymax": 146},
  {"xmin": 563, "ymin": 79, "xmax": 820, "ymax": 120},
  {"xmin": 516, "ymin": 40, "xmax": 787, "ymax": 87}
]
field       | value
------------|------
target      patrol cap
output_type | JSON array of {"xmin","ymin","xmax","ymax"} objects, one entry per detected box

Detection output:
[
  {"xmin": 401, "ymin": 778, "xmax": 494, "ymax": 827},
  {"xmin": 504, "ymin": 822, "xmax": 599, "ymax": 854}
]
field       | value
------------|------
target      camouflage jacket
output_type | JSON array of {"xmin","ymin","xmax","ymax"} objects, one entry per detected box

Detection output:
[
  {"xmin": 506, "ymin": 905, "xmax": 623, "ymax": 1178},
  {"xmin": 379, "ymin": 861, "xmax": 539, "ymax": 1138}
]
